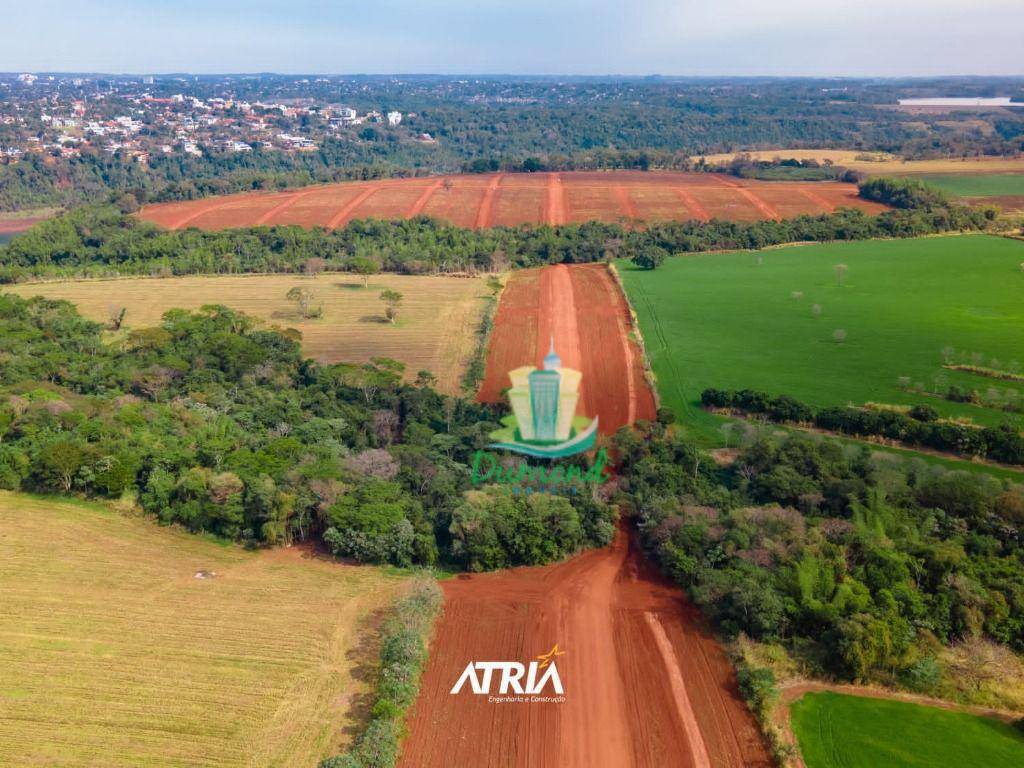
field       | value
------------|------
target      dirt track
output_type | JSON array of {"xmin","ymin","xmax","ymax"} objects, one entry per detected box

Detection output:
[
  {"xmin": 398, "ymin": 527, "xmax": 771, "ymax": 768},
  {"xmin": 400, "ymin": 263, "xmax": 768, "ymax": 767},
  {"xmin": 137, "ymin": 171, "xmax": 886, "ymax": 231},
  {"xmin": 478, "ymin": 263, "xmax": 656, "ymax": 434}
]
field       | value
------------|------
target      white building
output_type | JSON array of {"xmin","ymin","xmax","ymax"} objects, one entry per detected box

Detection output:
[{"xmin": 386, "ymin": 111, "xmax": 402, "ymax": 127}]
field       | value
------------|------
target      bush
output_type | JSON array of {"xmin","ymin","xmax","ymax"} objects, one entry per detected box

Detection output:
[
  {"xmin": 632, "ymin": 246, "xmax": 668, "ymax": 270},
  {"xmin": 320, "ymin": 576, "xmax": 441, "ymax": 768},
  {"xmin": 736, "ymin": 664, "xmax": 780, "ymax": 719},
  {"xmin": 909, "ymin": 404, "xmax": 939, "ymax": 422}
]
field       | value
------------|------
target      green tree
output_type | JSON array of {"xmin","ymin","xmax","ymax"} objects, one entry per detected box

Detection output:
[
  {"xmin": 379, "ymin": 289, "xmax": 403, "ymax": 323},
  {"xmin": 632, "ymin": 246, "xmax": 668, "ymax": 270},
  {"xmin": 350, "ymin": 256, "xmax": 380, "ymax": 288}
]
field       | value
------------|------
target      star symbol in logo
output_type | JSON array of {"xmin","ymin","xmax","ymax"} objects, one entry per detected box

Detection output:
[{"xmin": 535, "ymin": 644, "xmax": 566, "ymax": 669}]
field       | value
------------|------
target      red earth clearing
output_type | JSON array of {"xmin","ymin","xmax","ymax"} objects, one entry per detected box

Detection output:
[
  {"xmin": 398, "ymin": 525, "xmax": 772, "ymax": 768},
  {"xmin": 398, "ymin": 264, "xmax": 769, "ymax": 767},
  {"xmin": 137, "ymin": 171, "xmax": 887, "ymax": 230},
  {"xmin": 477, "ymin": 263, "xmax": 656, "ymax": 435},
  {"xmin": 0, "ymin": 216, "xmax": 49, "ymax": 235}
]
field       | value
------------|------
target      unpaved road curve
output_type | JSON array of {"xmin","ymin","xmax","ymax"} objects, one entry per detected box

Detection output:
[{"xmin": 398, "ymin": 527, "xmax": 771, "ymax": 768}]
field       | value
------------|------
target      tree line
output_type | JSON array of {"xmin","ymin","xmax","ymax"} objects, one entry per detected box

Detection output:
[
  {"xmin": 0, "ymin": 182, "xmax": 999, "ymax": 284},
  {"xmin": 701, "ymin": 388, "xmax": 1024, "ymax": 466}
]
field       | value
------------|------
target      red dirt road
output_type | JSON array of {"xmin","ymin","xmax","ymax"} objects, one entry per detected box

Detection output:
[
  {"xmin": 478, "ymin": 263, "xmax": 656, "ymax": 435},
  {"xmin": 401, "ymin": 262, "xmax": 767, "ymax": 767},
  {"xmin": 137, "ymin": 171, "xmax": 887, "ymax": 231},
  {"xmin": 398, "ymin": 527, "xmax": 771, "ymax": 768}
]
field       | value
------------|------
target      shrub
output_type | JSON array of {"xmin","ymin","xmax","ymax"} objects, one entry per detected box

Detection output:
[
  {"xmin": 320, "ymin": 576, "xmax": 441, "ymax": 768},
  {"xmin": 908, "ymin": 404, "xmax": 939, "ymax": 422},
  {"xmin": 736, "ymin": 664, "xmax": 780, "ymax": 720}
]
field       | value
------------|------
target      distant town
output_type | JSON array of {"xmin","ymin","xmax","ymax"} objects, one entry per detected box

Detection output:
[{"xmin": 0, "ymin": 73, "xmax": 435, "ymax": 167}]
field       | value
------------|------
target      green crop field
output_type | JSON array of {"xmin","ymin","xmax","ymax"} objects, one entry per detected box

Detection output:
[
  {"xmin": 791, "ymin": 692, "xmax": 1024, "ymax": 768},
  {"xmin": 618, "ymin": 235, "xmax": 1024, "ymax": 448},
  {"xmin": 0, "ymin": 492, "xmax": 403, "ymax": 767},
  {"xmin": 916, "ymin": 173, "xmax": 1024, "ymax": 198}
]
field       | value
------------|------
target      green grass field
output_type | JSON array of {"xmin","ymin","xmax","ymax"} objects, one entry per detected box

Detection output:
[
  {"xmin": 618, "ymin": 235, "xmax": 1024, "ymax": 449},
  {"xmin": 0, "ymin": 492, "xmax": 403, "ymax": 767},
  {"xmin": 916, "ymin": 173, "xmax": 1024, "ymax": 198},
  {"xmin": 790, "ymin": 692, "xmax": 1024, "ymax": 768}
]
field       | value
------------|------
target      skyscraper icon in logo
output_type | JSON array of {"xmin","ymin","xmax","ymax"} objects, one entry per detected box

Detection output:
[{"xmin": 488, "ymin": 337, "xmax": 598, "ymax": 458}]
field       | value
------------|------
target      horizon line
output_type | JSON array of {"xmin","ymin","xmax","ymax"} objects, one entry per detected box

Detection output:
[{"xmin": 4, "ymin": 71, "xmax": 1024, "ymax": 81}]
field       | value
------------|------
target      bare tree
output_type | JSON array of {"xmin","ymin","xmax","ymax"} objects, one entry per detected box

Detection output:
[
  {"xmin": 834, "ymin": 263, "xmax": 848, "ymax": 287},
  {"xmin": 304, "ymin": 257, "xmax": 327, "ymax": 279},
  {"xmin": 371, "ymin": 411, "xmax": 400, "ymax": 446},
  {"xmin": 286, "ymin": 286, "xmax": 322, "ymax": 319},
  {"xmin": 346, "ymin": 447, "xmax": 399, "ymax": 477},
  {"xmin": 833, "ymin": 329, "xmax": 847, "ymax": 343},
  {"xmin": 107, "ymin": 305, "xmax": 127, "ymax": 331}
]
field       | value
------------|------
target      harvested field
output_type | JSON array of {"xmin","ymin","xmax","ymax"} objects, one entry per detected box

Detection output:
[
  {"xmin": 477, "ymin": 263, "xmax": 656, "ymax": 435},
  {"xmin": 7, "ymin": 273, "xmax": 490, "ymax": 394},
  {"xmin": 399, "ymin": 526, "xmax": 770, "ymax": 768},
  {"xmin": 698, "ymin": 150, "xmax": 1024, "ymax": 176},
  {"xmin": 137, "ymin": 172, "xmax": 884, "ymax": 231},
  {"xmin": 0, "ymin": 492, "xmax": 402, "ymax": 767}
]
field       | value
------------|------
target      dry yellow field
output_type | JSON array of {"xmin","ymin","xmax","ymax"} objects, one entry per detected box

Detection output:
[
  {"xmin": 697, "ymin": 149, "xmax": 1024, "ymax": 175},
  {"xmin": 6, "ymin": 272, "xmax": 491, "ymax": 393},
  {"xmin": 0, "ymin": 492, "xmax": 403, "ymax": 767}
]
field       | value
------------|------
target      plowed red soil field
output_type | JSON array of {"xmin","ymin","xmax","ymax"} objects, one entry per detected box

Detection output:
[
  {"xmin": 477, "ymin": 263, "xmax": 656, "ymax": 434},
  {"xmin": 398, "ymin": 526, "xmax": 771, "ymax": 768},
  {"xmin": 138, "ymin": 171, "xmax": 886, "ymax": 230}
]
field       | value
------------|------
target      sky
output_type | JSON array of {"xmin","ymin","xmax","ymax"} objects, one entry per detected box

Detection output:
[{"xmin": 2, "ymin": 0, "xmax": 1022, "ymax": 77}]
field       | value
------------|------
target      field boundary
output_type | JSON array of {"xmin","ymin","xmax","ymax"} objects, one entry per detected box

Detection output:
[
  {"xmin": 607, "ymin": 263, "xmax": 661, "ymax": 411},
  {"xmin": 704, "ymin": 406, "xmax": 1024, "ymax": 475},
  {"xmin": 461, "ymin": 275, "xmax": 504, "ymax": 395}
]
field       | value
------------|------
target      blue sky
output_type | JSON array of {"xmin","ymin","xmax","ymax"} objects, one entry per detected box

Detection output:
[{"xmin": 3, "ymin": 0, "xmax": 1022, "ymax": 76}]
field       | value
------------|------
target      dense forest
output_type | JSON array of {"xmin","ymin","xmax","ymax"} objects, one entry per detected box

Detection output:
[
  {"xmin": 0, "ymin": 294, "xmax": 615, "ymax": 568},
  {"xmin": 0, "ymin": 180, "xmax": 999, "ymax": 284},
  {"xmin": 615, "ymin": 420, "xmax": 1024, "ymax": 685}
]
